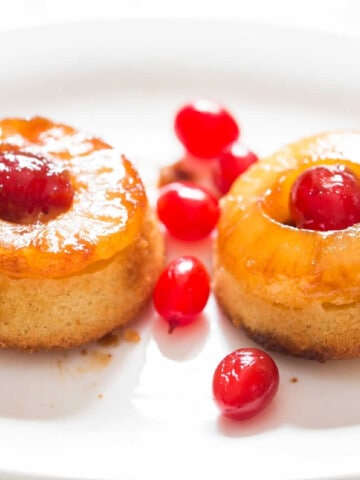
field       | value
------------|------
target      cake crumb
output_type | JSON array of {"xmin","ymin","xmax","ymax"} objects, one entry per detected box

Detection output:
[
  {"xmin": 76, "ymin": 350, "xmax": 112, "ymax": 373},
  {"xmin": 158, "ymin": 159, "xmax": 196, "ymax": 187},
  {"xmin": 98, "ymin": 393, "xmax": 103, "ymax": 399},
  {"xmin": 290, "ymin": 376, "xmax": 298, "ymax": 383},
  {"xmin": 123, "ymin": 329, "xmax": 141, "ymax": 343}
]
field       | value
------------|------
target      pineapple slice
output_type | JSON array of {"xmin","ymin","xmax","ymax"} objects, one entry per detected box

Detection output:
[
  {"xmin": 0, "ymin": 117, "xmax": 147, "ymax": 278},
  {"xmin": 216, "ymin": 131, "xmax": 360, "ymax": 308}
]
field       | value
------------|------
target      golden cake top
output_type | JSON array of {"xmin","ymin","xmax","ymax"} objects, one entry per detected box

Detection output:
[
  {"xmin": 0, "ymin": 116, "xmax": 148, "ymax": 278},
  {"xmin": 217, "ymin": 131, "xmax": 360, "ymax": 306}
]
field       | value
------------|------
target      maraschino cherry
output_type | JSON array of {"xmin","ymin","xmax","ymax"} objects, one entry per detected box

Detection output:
[
  {"xmin": 0, "ymin": 150, "xmax": 74, "ymax": 223},
  {"xmin": 153, "ymin": 256, "xmax": 210, "ymax": 333},
  {"xmin": 213, "ymin": 142, "xmax": 258, "ymax": 194},
  {"xmin": 174, "ymin": 100, "xmax": 239, "ymax": 159},
  {"xmin": 157, "ymin": 181, "xmax": 220, "ymax": 241},
  {"xmin": 289, "ymin": 164, "xmax": 360, "ymax": 231},
  {"xmin": 213, "ymin": 348, "xmax": 279, "ymax": 421}
]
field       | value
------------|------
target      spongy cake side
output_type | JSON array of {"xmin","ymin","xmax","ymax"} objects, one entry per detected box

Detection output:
[{"xmin": 0, "ymin": 208, "xmax": 164, "ymax": 350}]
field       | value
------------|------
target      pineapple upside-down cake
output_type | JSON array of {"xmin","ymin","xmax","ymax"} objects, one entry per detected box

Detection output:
[
  {"xmin": 0, "ymin": 116, "xmax": 164, "ymax": 350},
  {"xmin": 214, "ymin": 131, "xmax": 360, "ymax": 361}
]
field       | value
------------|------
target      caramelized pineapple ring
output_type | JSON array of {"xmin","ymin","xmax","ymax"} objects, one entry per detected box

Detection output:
[
  {"xmin": 217, "ymin": 131, "xmax": 360, "ymax": 307},
  {"xmin": 0, "ymin": 117, "xmax": 147, "ymax": 278}
]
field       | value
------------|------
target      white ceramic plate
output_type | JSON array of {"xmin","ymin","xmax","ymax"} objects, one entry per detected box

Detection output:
[{"xmin": 0, "ymin": 18, "xmax": 359, "ymax": 480}]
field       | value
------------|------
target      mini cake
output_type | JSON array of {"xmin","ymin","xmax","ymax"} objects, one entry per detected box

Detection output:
[
  {"xmin": 0, "ymin": 116, "xmax": 164, "ymax": 350},
  {"xmin": 214, "ymin": 131, "xmax": 360, "ymax": 361}
]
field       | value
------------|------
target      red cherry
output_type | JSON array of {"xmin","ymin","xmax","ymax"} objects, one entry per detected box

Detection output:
[
  {"xmin": 0, "ymin": 150, "xmax": 74, "ymax": 223},
  {"xmin": 157, "ymin": 181, "xmax": 220, "ymax": 241},
  {"xmin": 213, "ymin": 348, "xmax": 279, "ymax": 421},
  {"xmin": 153, "ymin": 256, "xmax": 210, "ymax": 332},
  {"xmin": 289, "ymin": 164, "xmax": 360, "ymax": 231},
  {"xmin": 174, "ymin": 100, "xmax": 240, "ymax": 159},
  {"xmin": 214, "ymin": 142, "xmax": 259, "ymax": 194}
]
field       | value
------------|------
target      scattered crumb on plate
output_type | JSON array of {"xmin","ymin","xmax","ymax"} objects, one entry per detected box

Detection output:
[{"xmin": 123, "ymin": 329, "xmax": 141, "ymax": 343}]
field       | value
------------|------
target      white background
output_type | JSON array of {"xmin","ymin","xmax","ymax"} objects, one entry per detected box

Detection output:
[{"xmin": 0, "ymin": 0, "xmax": 360, "ymax": 36}]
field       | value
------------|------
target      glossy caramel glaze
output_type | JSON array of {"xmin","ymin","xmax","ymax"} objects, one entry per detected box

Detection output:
[
  {"xmin": 217, "ymin": 131, "xmax": 360, "ymax": 307},
  {"xmin": 0, "ymin": 117, "xmax": 148, "ymax": 278}
]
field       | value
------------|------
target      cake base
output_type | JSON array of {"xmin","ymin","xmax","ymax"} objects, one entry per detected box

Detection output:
[
  {"xmin": 214, "ymin": 266, "xmax": 360, "ymax": 361},
  {"xmin": 0, "ymin": 210, "xmax": 164, "ymax": 350}
]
